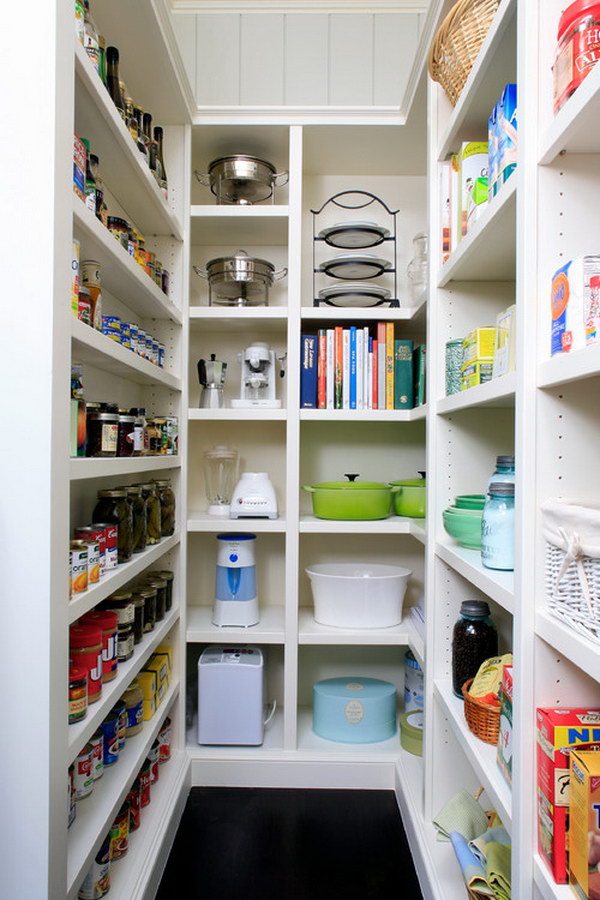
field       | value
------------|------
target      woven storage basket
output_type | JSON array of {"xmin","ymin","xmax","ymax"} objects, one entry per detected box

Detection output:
[
  {"xmin": 462, "ymin": 678, "xmax": 501, "ymax": 745},
  {"xmin": 428, "ymin": 0, "xmax": 500, "ymax": 105}
]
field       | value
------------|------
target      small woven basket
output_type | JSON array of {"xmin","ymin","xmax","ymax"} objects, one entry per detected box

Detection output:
[
  {"xmin": 428, "ymin": 0, "xmax": 500, "ymax": 105},
  {"xmin": 462, "ymin": 678, "xmax": 501, "ymax": 745},
  {"xmin": 546, "ymin": 542, "xmax": 600, "ymax": 645}
]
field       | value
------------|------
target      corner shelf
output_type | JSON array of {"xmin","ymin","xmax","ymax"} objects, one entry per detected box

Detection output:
[
  {"xmin": 297, "ymin": 610, "xmax": 418, "ymax": 647},
  {"xmin": 187, "ymin": 515, "xmax": 287, "ymax": 534},
  {"xmin": 300, "ymin": 516, "xmax": 426, "ymax": 539},
  {"xmin": 435, "ymin": 540, "xmax": 514, "ymax": 613},
  {"xmin": 538, "ymin": 345, "xmax": 600, "ymax": 388},
  {"xmin": 538, "ymin": 60, "xmax": 600, "ymax": 164},
  {"xmin": 186, "ymin": 606, "xmax": 285, "ymax": 644},
  {"xmin": 69, "ymin": 456, "xmax": 181, "ymax": 481},
  {"xmin": 535, "ymin": 608, "xmax": 600, "ymax": 683},
  {"xmin": 436, "ymin": 373, "xmax": 516, "ymax": 414}
]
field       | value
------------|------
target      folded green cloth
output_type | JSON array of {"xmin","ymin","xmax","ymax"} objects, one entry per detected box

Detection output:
[
  {"xmin": 486, "ymin": 841, "xmax": 511, "ymax": 900},
  {"xmin": 433, "ymin": 789, "xmax": 490, "ymax": 842},
  {"xmin": 470, "ymin": 826, "xmax": 511, "ymax": 866},
  {"xmin": 449, "ymin": 831, "xmax": 495, "ymax": 896}
]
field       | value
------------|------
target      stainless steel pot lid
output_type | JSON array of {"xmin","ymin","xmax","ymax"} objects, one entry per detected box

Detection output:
[
  {"xmin": 319, "ymin": 252, "xmax": 392, "ymax": 280},
  {"xmin": 317, "ymin": 282, "xmax": 391, "ymax": 307},
  {"xmin": 208, "ymin": 154, "xmax": 277, "ymax": 175},
  {"xmin": 317, "ymin": 220, "xmax": 390, "ymax": 249}
]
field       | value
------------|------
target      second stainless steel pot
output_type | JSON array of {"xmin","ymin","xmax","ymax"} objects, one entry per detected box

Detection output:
[
  {"xmin": 193, "ymin": 250, "xmax": 287, "ymax": 306},
  {"xmin": 195, "ymin": 155, "xmax": 288, "ymax": 205}
]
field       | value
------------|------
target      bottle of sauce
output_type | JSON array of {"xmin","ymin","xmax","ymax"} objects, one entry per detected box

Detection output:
[
  {"xmin": 134, "ymin": 108, "xmax": 148, "ymax": 161},
  {"xmin": 106, "ymin": 47, "xmax": 126, "ymax": 120},
  {"xmin": 142, "ymin": 112, "xmax": 153, "ymax": 162},
  {"xmin": 81, "ymin": 139, "xmax": 96, "ymax": 215},
  {"xmin": 130, "ymin": 407, "xmax": 148, "ymax": 457},
  {"xmin": 83, "ymin": 0, "xmax": 100, "ymax": 72},
  {"xmin": 153, "ymin": 127, "xmax": 168, "ymax": 200}
]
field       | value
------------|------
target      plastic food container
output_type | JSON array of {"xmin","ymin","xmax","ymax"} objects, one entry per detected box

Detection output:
[
  {"xmin": 400, "ymin": 709, "xmax": 423, "ymax": 756},
  {"xmin": 305, "ymin": 563, "xmax": 411, "ymax": 628},
  {"xmin": 303, "ymin": 475, "xmax": 399, "ymax": 520}
]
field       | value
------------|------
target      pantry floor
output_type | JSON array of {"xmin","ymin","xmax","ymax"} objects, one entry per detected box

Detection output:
[{"xmin": 156, "ymin": 787, "xmax": 423, "ymax": 899}]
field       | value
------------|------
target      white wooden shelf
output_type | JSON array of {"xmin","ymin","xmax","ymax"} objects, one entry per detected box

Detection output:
[
  {"xmin": 302, "ymin": 301, "xmax": 426, "ymax": 323},
  {"xmin": 74, "ymin": 42, "xmax": 183, "ymax": 240},
  {"xmin": 68, "ymin": 606, "xmax": 180, "ymax": 760},
  {"xmin": 539, "ymin": 59, "xmax": 600, "ymax": 165},
  {"xmin": 300, "ymin": 407, "xmax": 426, "ymax": 421},
  {"xmin": 186, "ymin": 605, "xmax": 285, "ymax": 643},
  {"xmin": 536, "ymin": 608, "xmax": 600, "ymax": 683},
  {"xmin": 437, "ymin": 176, "xmax": 516, "ymax": 286},
  {"xmin": 300, "ymin": 516, "xmax": 426, "ymax": 540},
  {"xmin": 190, "ymin": 205, "xmax": 289, "ymax": 244},
  {"xmin": 68, "ymin": 532, "xmax": 180, "ymax": 623},
  {"xmin": 435, "ymin": 540, "xmax": 514, "ymax": 613},
  {"xmin": 189, "ymin": 307, "xmax": 288, "ymax": 333},
  {"xmin": 187, "ymin": 709, "xmax": 285, "ymax": 760},
  {"xmin": 533, "ymin": 854, "xmax": 572, "ymax": 900},
  {"xmin": 71, "ymin": 318, "xmax": 181, "ymax": 389},
  {"xmin": 296, "ymin": 709, "xmax": 402, "ymax": 761},
  {"xmin": 187, "ymin": 514, "xmax": 287, "ymax": 533},
  {"xmin": 434, "ymin": 680, "xmax": 512, "ymax": 829},
  {"xmin": 73, "ymin": 199, "xmax": 182, "ymax": 324},
  {"xmin": 538, "ymin": 344, "xmax": 600, "ymax": 388},
  {"xmin": 188, "ymin": 407, "xmax": 287, "ymax": 421},
  {"xmin": 436, "ymin": 373, "xmax": 516, "ymax": 414},
  {"xmin": 297, "ymin": 609, "xmax": 420, "ymax": 647},
  {"xmin": 69, "ymin": 456, "xmax": 181, "ymax": 482},
  {"xmin": 437, "ymin": 0, "xmax": 517, "ymax": 160},
  {"xmin": 67, "ymin": 685, "xmax": 179, "ymax": 899}
]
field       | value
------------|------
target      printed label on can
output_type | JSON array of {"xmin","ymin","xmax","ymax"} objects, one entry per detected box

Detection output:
[
  {"xmin": 82, "ymin": 540, "xmax": 100, "ymax": 584},
  {"xmin": 78, "ymin": 296, "xmax": 92, "ymax": 326},
  {"xmin": 74, "ymin": 527, "xmax": 106, "ymax": 573},
  {"xmin": 102, "ymin": 525, "xmax": 118, "ymax": 570},
  {"xmin": 71, "ymin": 546, "xmax": 88, "ymax": 593},
  {"xmin": 126, "ymin": 700, "xmax": 143, "ymax": 730},
  {"xmin": 75, "ymin": 747, "xmax": 93, "ymax": 799},
  {"xmin": 89, "ymin": 732, "xmax": 104, "ymax": 780}
]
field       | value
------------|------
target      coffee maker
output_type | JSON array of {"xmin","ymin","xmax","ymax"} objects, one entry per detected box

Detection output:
[
  {"xmin": 230, "ymin": 341, "xmax": 282, "ymax": 408},
  {"xmin": 197, "ymin": 354, "xmax": 227, "ymax": 408}
]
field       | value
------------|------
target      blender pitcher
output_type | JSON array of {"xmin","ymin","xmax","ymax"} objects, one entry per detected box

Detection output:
[{"xmin": 203, "ymin": 446, "xmax": 239, "ymax": 516}]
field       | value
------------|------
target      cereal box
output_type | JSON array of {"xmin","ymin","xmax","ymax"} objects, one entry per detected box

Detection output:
[
  {"xmin": 569, "ymin": 749, "xmax": 600, "ymax": 900},
  {"xmin": 551, "ymin": 257, "xmax": 600, "ymax": 355},
  {"xmin": 537, "ymin": 708, "xmax": 600, "ymax": 883}
]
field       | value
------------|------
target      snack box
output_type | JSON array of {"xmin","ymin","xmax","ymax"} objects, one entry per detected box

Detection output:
[
  {"xmin": 537, "ymin": 707, "xmax": 600, "ymax": 883},
  {"xmin": 467, "ymin": 177, "xmax": 489, "ymax": 227},
  {"xmin": 459, "ymin": 142, "xmax": 488, "ymax": 239},
  {"xmin": 497, "ymin": 84, "xmax": 517, "ymax": 190},
  {"xmin": 137, "ymin": 670, "xmax": 158, "ymax": 721},
  {"xmin": 551, "ymin": 257, "xmax": 600, "ymax": 355},
  {"xmin": 143, "ymin": 656, "xmax": 169, "ymax": 706},
  {"xmin": 496, "ymin": 665, "xmax": 513, "ymax": 786},
  {"xmin": 73, "ymin": 133, "xmax": 86, "ymax": 201},
  {"xmin": 493, "ymin": 305, "xmax": 517, "ymax": 378},
  {"xmin": 461, "ymin": 361, "xmax": 493, "ymax": 391},
  {"xmin": 462, "ymin": 327, "xmax": 497, "ymax": 365},
  {"xmin": 569, "ymin": 749, "xmax": 600, "ymax": 900},
  {"xmin": 155, "ymin": 644, "xmax": 173, "ymax": 676}
]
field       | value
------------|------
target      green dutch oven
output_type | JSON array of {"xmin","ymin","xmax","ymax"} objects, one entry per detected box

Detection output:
[
  {"xmin": 303, "ymin": 474, "xmax": 399, "ymax": 520},
  {"xmin": 389, "ymin": 471, "xmax": 426, "ymax": 518}
]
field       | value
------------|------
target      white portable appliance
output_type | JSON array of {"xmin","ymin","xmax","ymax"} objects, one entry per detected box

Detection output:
[
  {"xmin": 213, "ymin": 533, "xmax": 259, "ymax": 627},
  {"xmin": 230, "ymin": 472, "xmax": 278, "ymax": 519},
  {"xmin": 231, "ymin": 341, "xmax": 282, "ymax": 408},
  {"xmin": 197, "ymin": 645, "xmax": 265, "ymax": 745}
]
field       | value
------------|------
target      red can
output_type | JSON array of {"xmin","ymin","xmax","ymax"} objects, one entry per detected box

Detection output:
[
  {"xmin": 80, "ymin": 610, "xmax": 118, "ymax": 683},
  {"xmin": 93, "ymin": 522, "xmax": 118, "ymax": 570},
  {"xmin": 75, "ymin": 743, "xmax": 94, "ymax": 800},
  {"xmin": 553, "ymin": 0, "xmax": 600, "ymax": 113},
  {"xmin": 148, "ymin": 739, "xmax": 160, "ymax": 785},
  {"xmin": 70, "ymin": 624, "xmax": 103, "ymax": 702},
  {"xmin": 138, "ymin": 759, "xmax": 152, "ymax": 807},
  {"xmin": 126, "ymin": 778, "xmax": 142, "ymax": 831},
  {"xmin": 158, "ymin": 717, "xmax": 172, "ymax": 764},
  {"xmin": 74, "ymin": 525, "xmax": 106, "ymax": 575}
]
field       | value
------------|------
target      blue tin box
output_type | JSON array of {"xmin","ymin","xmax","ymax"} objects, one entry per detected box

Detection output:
[{"xmin": 312, "ymin": 676, "xmax": 397, "ymax": 743}]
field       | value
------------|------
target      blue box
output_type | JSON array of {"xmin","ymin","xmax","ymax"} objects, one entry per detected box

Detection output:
[{"xmin": 313, "ymin": 676, "xmax": 397, "ymax": 743}]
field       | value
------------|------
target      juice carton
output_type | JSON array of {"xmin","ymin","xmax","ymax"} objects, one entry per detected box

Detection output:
[
  {"xmin": 537, "ymin": 708, "xmax": 600, "ymax": 883},
  {"xmin": 569, "ymin": 749, "xmax": 600, "ymax": 900},
  {"xmin": 551, "ymin": 257, "xmax": 600, "ymax": 355},
  {"xmin": 459, "ymin": 142, "xmax": 488, "ymax": 238},
  {"xmin": 496, "ymin": 665, "xmax": 513, "ymax": 786}
]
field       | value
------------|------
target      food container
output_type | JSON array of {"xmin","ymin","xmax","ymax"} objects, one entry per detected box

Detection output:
[
  {"xmin": 303, "ymin": 474, "xmax": 399, "ymax": 520},
  {"xmin": 399, "ymin": 709, "xmax": 423, "ymax": 756},
  {"xmin": 194, "ymin": 155, "xmax": 288, "ymax": 205},
  {"xmin": 193, "ymin": 249, "xmax": 287, "ymax": 307},
  {"xmin": 305, "ymin": 563, "xmax": 411, "ymax": 628},
  {"xmin": 389, "ymin": 473, "xmax": 426, "ymax": 518},
  {"xmin": 312, "ymin": 676, "xmax": 397, "ymax": 743}
]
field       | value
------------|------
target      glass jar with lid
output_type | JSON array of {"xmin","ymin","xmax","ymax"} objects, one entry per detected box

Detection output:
[
  {"xmin": 154, "ymin": 479, "xmax": 175, "ymax": 536},
  {"xmin": 117, "ymin": 412, "xmax": 135, "ymax": 457},
  {"xmin": 133, "ymin": 585, "xmax": 156, "ymax": 633},
  {"xmin": 122, "ymin": 680, "xmax": 144, "ymax": 737},
  {"xmin": 407, "ymin": 231, "xmax": 428, "ymax": 302},
  {"xmin": 86, "ymin": 409, "xmax": 118, "ymax": 457},
  {"xmin": 145, "ymin": 419, "xmax": 162, "ymax": 455},
  {"xmin": 451, "ymin": 600, "xmax": 498, "ymax": 698},
  {"xmin": 143, "ymin": 575, "xmax": 166, "ymax": 621},
  {"xmin": 156, "ymin": 570, "xmax": 174, "ymax": 611},
  {"xmin": 136, "ymin": 483, "xmax": 161, "ymax": 544},
  {"xmin": 481, "ymin": 482, "xmax": 515, "ymax": 571},
  {"xmin": 92, "ymin": 489, "xmax": 133, "ymax": 563},
  {"xmin": 123, "ymin": 485, "xmax": 147, "ymax": 553},
  {"xmin": 107, "ymin": 216, "xmax": 129, "ymax": 252},
  {"xmin": 487, "ymin": 455, "xmax": 515, "ymax": 488}
]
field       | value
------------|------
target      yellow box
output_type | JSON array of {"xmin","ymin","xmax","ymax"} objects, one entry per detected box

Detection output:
[
  {"xmin": 155, "ymin": 644, "xmax": 173, "ymax": 675},
  {"xmin": 569, "ymin": 749, "xmax": 600, "ymax": 899},
  {"xmin": 461, "ymin": 361, "xmax": 493, "ymax": 391},
  {"xmin": 462, "ymin": 327, "xmax": 497, "ymax": 365},
  {"xmin": 136, "ymin": 670, "xmax": 157, "ymax": 720},
  {"xmin": 147, "ymin": 654, "xmax": 169, "ymax": 688}
]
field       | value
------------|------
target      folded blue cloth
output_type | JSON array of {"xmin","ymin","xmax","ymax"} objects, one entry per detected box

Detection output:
[{"xmin": 449, "ymin": 831, "xmax": 495, "ymax": 896}]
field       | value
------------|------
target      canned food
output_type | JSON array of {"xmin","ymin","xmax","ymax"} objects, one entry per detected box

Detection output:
[
  {"xmin": 89, "ymin": 729, "xmax": 104, "ymax": 781},
  {"xmin": 70, "ymin": 624, "xmax": 103, "ymax": 703},
  {"xmin": 72, "ymin": 240, "xmax": 80, "ymax": 318},
  {"xmin": 90, "ymin": 522, "xmax": 118, "ymax": 571},
  {"xmin": 129, "ymin": 323, "xmax": 139, "ymax": 352},
  {"xmin": 126, "ymin": 779, "xmax": 142, "ymax": 832},
  {"xmin": 161, "ymin": 268, "xmax": 169, "ymax": 296},
  {"xmin": 151, "ymin": 339, "xmax": 159, "ymax": 365},
  {"xmin": 158, "ymin": 342, "xmax": 165, "ymax": 368},
  {"xmin": 145, "ymin": 336, "xmax": 153, "ymax": 360},
  {"xmin": 69, "ymin": 665, "xmax": 88, "ymax": 724},
  {"xmin": 68, "ymin": 764, "xmax": 76, "ymax": 828},
  {"xmin": 138, "ymin": 758, "xmax": 152, "ymax": 807},
  {"xmin": 74, "ymin": 526, "xmax": 106, "ymax": 575},
  {"xmin": 75, "ymin": 743, "xmax": 94, "ymax": 800},
  {"xmin": 158, "ymin": 717, "xmax": 172, "ymax": 763},
  {"xmin": 78, "ymin": 834, "xmax": 110, "ymax": 899},
  {"xmin": 80, "ymin": 260, "xmax": 101, "ymax": 287},
  {"xmin": 148, "ymin": 740, "xmax": 160, "ymax": 785},
  {"xmin": 102, "ymin": 315, "xmax": 121, "ymax": 343},
  {"xmin": 112, "ymin": 699, "xmax": 127, "ymax": 751},
  {"xmin": 100, "ymin": 711, "xmax": 120, "ymax": 766},
  {"xmin": 81, "ymin": 539, "xmax": 100, "ymax": 584},
  {"xmin": 70, "ymin": 541, "xmax": 89, "ymax": 593},
  {"xmin": 109, "ymin": 801, "xmax": 130, "ymax": 860},
  {"xmin": 166, "ymin": 417, "xmax": 178, "ymax": 455},
  {"xmin": 107, "ymin": 216, "xmax": 129, "ymax": 251},
  {"xmin": 121, "ymin": 321, "xmax": 131, "ymax": 349},
  {"xmin": 78, "ymin": 288, "xmax": 92, "ymax": 326},
  {"xmin": 136, "ymin": 329, "xmax": 146, "ymax": 357}
]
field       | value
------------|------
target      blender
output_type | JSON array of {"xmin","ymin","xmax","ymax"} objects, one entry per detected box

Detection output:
[
  {"xmin": 203, "ymin": 446, "xmax": 239, "ymax": 516},
  {"xmin": 197, "ymin": 354, "xmax": 227, "ymax": 408}
]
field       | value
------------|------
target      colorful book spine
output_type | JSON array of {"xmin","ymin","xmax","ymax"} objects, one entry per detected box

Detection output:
[
  {"xmin": 367, "ymin": 337, "xmax": 373, "ymax": 409},
  {"xmin": 413, "ymin": 344, "xmax": 426, "ymax": 406},
  {"xmin": 326, "ymin": 329, "xmax": 334, "ymax": 409},
  {"xmin": 372, "ymin": 338, "xmax": 378, "ymax": 409},
  {"xmin": 377, "ymin": 323, "xmax": 386, "ymax": 409},
  {"xmin": 334, "ymin": 326, "xmax": 343, "ymax": 409},
  {"xmin": 356, "ymin": 327, "xmax": 364, "ymax": 410},
  {"xmin": 342, "ymin": 328, "xmax": 350, "ymax": 409},
  {"xmin": 349, "ymin": 326, "xmax": 357, "ymax": 409},
  {"xmin": 317, "ymin": 329, "xmax": 327, "ymax": 409},
  {"xmin": 385, "ymin": 322, "xmax": 395, "ymax": 410},
  {"xmin": 300, "ymin": 333, "xmax": 318, "ymax": 408},
  {"xmin": 394, "ymin": 339, "xmax": 414, "ymax": 409}
]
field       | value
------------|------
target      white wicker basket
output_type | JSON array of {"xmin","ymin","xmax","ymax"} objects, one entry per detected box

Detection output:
[{"xmin": 542, "ymin": 499, "xmax": 600, "ymax": 645}]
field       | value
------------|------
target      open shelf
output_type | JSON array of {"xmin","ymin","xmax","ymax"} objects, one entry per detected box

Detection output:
[
  {"xmin": 187, "ymin": 514, "xmax": 287, "ymax": 533},
  {"xmin": 533, "ymin": 854, "xmax": 572, "ymax": 900},
  {"xmin": 300, "ymin": 407, "xmax": 426, "ymax": 421},
  {"xmin": 300, "ymin": 516, "xmax": 426, "ymax": 539},
  {"xmin": 296, "ymin": 709, "xmax": 402, "ymax": 761},
  {"xmin": 189, "ymin": 408, "xmax": 288, "ymax": 421},
  {"xmin": 69, "ymin": 456, "xmax": 181, "ymax": 481},
  {"xmin": 434, "ymin": 680, "xmax": 512, "ymax": 829},
  {"xmin": 436, "ymin": 373, "xmax": 516, "ymax": 414},
  {"xmin": 298, "ymin": 610, "xmax": 418, "ymax": 647},
  {"xmin": 301, "ymin": 302, "xmax": 426, "ymax": 323},
  {"xmin": 435, "ymin": 540, "xmax": 514, "ymax": 613},
  {"xmin": 539, "ymin": 60, "xmax": 600, "ymax": 164},
  {"xmin": 190, "ymin": 205, "xmax": 289, "ymax": 244},
  {"xmin": 187, "ymin": 708, "xmax": 285, "ymax": 760},
  {"xmin": 538, "ymin": 344, "xmax": 600, "ymax": 388},
  {"xmin": 536, "ymin": 608, "xmax": 600, "ymax": 683},
  {"xmin": 186, "ymin": 605, "xmax": 285, "ymax": 644},
  {"xmin": 189, "ymin": 307, "xmax": 288, "ymax": 333}
]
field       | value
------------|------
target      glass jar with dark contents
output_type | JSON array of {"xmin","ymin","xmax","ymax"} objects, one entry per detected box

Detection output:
[
  {"xmin": 154, "ymin": 479, "xmax": 175, "ymax": 536},
  {"xmin": 117, "ymin": 412, "xmax": 135, "ymax": 457},
  {"xmin": 145, "ymin": 419, "xmax": 162, "ymax": 456},
  {"xmin": 132, "ymin": 596, "xmax": 145, "ymax": 643},
  {"xmin": 124, "ymin": 485, "xmax": 147, "ymax": 553},
  {"xmin": 92, "ymin": 489, "xmax": 133, "ymax": 564},
  {"xmin": 451, "ymin": 600, "xmax": 498, "ymax": 698},
  {"xmin": 107, "ymin": 216, "xmax": 129, "ymax": 252},
  {"xmin": 86, "ymin": 410, "xmax": 118, "ymax": 458},
  {"xmin": 143, "ymin": 576, "xmax": 166, "ymax": 621},
  {"xmin": 155, "ymin": 570, "xmax": 173, "ymax": 611},
  {"xmin": 136, "ymin": 483, "xmax": 161, "ymax": 544},
  {"xmin": 133, "ymin": 585, "xmax": 156, "ymax": 633}
]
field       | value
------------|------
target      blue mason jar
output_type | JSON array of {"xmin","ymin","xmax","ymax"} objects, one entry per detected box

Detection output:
[
  {"xmin": 487, "ymin": 455, "xmax": 515, "ymax": 488},
  {"xmin": 481, "ymin": 482, "xmax": 515, "ymax": 571}
]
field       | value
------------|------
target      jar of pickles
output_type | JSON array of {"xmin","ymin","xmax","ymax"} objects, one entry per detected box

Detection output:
[
  {"xmin": 136, "ymin": 483, "xmax": 161, "ymax": 544},
  {"xmin": 154, "ymin": 479, "xmax": 175, "ymax": 536},
  {"xmin": 143, "ymin": 575, "xmax": 166, "ymax": 621},
  {"xmin": 92, "ymin": 489, "xmax": 133, "ymax": 564},
  {"xmin": 124, "ymin": 485, "xmax": 147, "ymax": 553}
]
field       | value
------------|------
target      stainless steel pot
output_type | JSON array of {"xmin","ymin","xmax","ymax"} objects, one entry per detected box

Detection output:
[
  {"xmin": 193, "ymin": 250, "xmax": 287, "ymax": 307},
  {"xmin": 194, "ymin": 155, "xmax": 288, "ymax": 205}
]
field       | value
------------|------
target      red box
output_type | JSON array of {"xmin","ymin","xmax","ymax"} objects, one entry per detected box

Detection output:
[{"xmin": 537, "ymin": 707, "xmax": 600, "ymax": 883}]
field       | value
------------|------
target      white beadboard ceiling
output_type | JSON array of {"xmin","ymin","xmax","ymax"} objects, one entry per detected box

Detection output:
[{"xmin": 172, "ymin": 1, "xmax": 429, "ymax": 12}]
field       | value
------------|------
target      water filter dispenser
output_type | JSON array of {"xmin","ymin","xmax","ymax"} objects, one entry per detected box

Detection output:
[{"xmin": 213, "ymin": 533, "xmax": 259, "ymax": 627}]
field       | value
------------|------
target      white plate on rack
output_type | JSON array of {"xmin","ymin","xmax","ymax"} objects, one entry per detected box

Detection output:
[
  {"xmin": 319, "ymin": 252, "xmax": 392, "ymax": 280},
  {"xmin": 317, "ymin": 220, "xmax": 391, "ymax": 249},
  {"xmin": 317, "ymin": 282, "xmax": 392, "ymax": 307}
]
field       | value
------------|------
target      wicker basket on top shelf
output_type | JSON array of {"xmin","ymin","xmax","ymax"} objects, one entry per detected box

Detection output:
[
  {"xmin": 462, "ymin": 678, "xmax": 501, "ymax": 745},
  {"xmin": 428, "ymin": 0, "xmax": 500, "ymax": 106}
]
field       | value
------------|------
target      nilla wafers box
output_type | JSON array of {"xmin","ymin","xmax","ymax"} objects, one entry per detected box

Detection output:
[{"xmin": 569, "ymin": 749, "xmax": 600, "ymax": 900}]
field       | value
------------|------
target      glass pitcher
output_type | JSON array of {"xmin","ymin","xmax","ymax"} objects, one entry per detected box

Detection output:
[
  {"xmin": 407, "ymin": 232, "xmax": 428, "ymax": 302},
  {"xmin": 203, "ymin": 446, "xmax": 239, "ymax": 516}
]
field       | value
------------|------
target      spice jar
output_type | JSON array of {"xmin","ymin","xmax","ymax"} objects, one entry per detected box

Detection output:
[
  {"xmin": 117, "ymin": 412, "xmax": 135, "ymax": 457},
  {"xmin": 92, "ymin": 489, "xmax": 133, "ymax": 564},
  {"xmin": 68, "ymin": 665, "xmax": 88, "ymax": 724},
  {"xmin": 122, "ymin": 679, "xmax": 144, "ymax": 737},
  {"xmin": 451, "ymin": 600, "xmax": 498, "ymax": 698},
  {"xmin": 143, "ymin": 575, "xmax": 166, "ymax": 621},
  {"xmin": 125, "ymin": 485, "xmax": 147, "ymax": 553},
  {"xmin": 134, "ymin": 585, "xmax": 156, "ymax": 633},
  {"xmin": 481, "ymin": 482, "xmax": 515, "ymax": 571},
  {"xmin": 137, "ymin": 483, "xmax": 161, "ymax": 544},
  {"xmin": 86, "ymin": 410, "xmax": 118, "ymax": 458},
  {"xmin": 80, "ymin": 610, "xmax": 118, "ymax": 683},
  {"xmin": 70, "ymin": 623, "xmax": 103, "ymax": 703},
  {"xmin": 156, "ymin": 570, "xmax": 174, "ymax": 611},
  {"xmin": 154, "ymin": 479, "xmax": 175, "ymax": 536}
]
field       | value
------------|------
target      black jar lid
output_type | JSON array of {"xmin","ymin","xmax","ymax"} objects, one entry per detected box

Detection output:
[
  {"xmin": 496, "ymin": 455, "xmax": 515, "ymax": 466},
  {"xmin": 489, "ymin": 482, "xmax": 515, "ymax": 495},
  {"xmin": 459, "ymin": 600, "xmax": 490, "ymax": 618}
]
